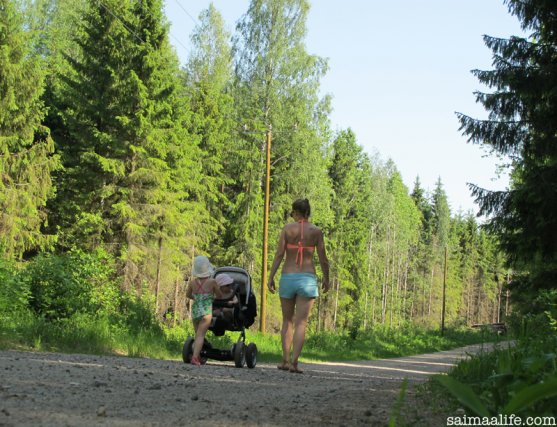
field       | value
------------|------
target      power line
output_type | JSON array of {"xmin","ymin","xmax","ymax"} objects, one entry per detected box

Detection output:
[
  {"xmin": 172, "ymin": 0, "xmax": 198, "ymax": 26},
  {"xmin": 98, "ymin": 0, "xmax": 144, "ymax": 44},
  {"xmin": 97, "ymin": 0, "xmax": 189, "ymax": 56},
  {"xmin": 168, "ymin": 31, "xmax": 190, "ymax": 54}
]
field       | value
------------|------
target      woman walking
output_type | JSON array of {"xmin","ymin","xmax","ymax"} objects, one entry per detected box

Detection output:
[{"xmin": 268, "ymin": 198, "xmax": 330, "ymax": 373}]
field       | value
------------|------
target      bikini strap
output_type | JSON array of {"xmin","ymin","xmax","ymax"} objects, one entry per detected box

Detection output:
[
  {"xmin": 295, "ymin": 220, "xmax": 306, "ymax": 266},
  {"xmin": 195, "ymin": 277, "xmax": 208, "ymax": 294}
]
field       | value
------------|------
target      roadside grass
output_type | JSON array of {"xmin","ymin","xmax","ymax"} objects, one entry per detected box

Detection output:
[
  {"xmin": 0, "ymin": 311, "xmax": 497, "ymax": 363},
  {"xmin": 428, "ymin": 314, "xmax": 557, "ymax": 418}
]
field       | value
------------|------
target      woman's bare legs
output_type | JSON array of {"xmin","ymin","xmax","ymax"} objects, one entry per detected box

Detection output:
[
  {"xmin": 290, "ymin": 296, "xmax": 314, "ymax": 372},
  {"xmin": 279, "ymin": 297, "xmax": 296, "ymax": 368}
]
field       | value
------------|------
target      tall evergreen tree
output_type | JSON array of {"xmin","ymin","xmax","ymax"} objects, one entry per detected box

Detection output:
[
  {"xmin": 0, "ymin": 0, "xmax": 59, "ymax": 259},
  {"xmin": 431, "ymin": 177, "xmax": 451, "ymax": 253},
  {"xmin": 409, "ymin": 176, "xmax": 434, "ymax": 319},
  {"xmin": 49, "ymin": 0, "xmax": 202, "ymax": 298},
  {"xmin": 458, "ymin": 0, "xmax": 557, "ymax": 306},
  {"xmin": 327, "ymin": 129, "xmax": 366, "ymax": 329}
]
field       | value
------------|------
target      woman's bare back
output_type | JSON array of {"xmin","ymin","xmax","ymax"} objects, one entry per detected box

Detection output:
[{"xmin": 282, "ymin": 221, "xmax": 322, "ymax": 273}]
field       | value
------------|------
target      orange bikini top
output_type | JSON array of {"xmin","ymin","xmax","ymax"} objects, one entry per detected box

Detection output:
[{"xmin": 286, "ymin": 220, "xmax": 315, "ymax": 266}]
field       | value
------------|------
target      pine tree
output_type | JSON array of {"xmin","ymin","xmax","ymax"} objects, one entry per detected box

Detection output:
[
  {"xmin": 458, "ymin": 0, "xmax": 557, "ymax": 302},
  {"xmin": 0, "ymin": 0, "xmax": 60, "ymax": 259}
]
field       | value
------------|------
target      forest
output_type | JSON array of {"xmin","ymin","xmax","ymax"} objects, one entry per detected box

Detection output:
[
  {"xmin": 2, "ymin": 0, "xmax": 557, "ymax": 419},
  {"xmin": 0, "ymin": 0, "xmax": 553, "ymax": 340}
]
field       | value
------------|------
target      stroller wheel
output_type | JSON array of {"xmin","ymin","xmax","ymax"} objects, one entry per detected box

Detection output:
[
  {"xmin": 233, "ymin": 342, "xmax": 246, "ymax": 368},
  {"xmin": 245, "ymin": 343, "xmax": 257, "ymax": 369},
  {"xmin": 182, "ymin": 337, "xmax": 194, "ymax": 364}
]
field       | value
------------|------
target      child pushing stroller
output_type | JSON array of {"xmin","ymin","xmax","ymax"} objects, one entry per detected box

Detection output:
[
  {"xmin": 185, "ymin": 256, "xmax": 222, "ymax": 366},
  {"xmin": 184, "ymin": 260, "xmax": 258, "ymax": 368}
]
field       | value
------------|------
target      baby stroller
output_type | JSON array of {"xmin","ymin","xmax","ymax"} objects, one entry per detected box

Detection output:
[{"xmin": 182, "ymin": 266, "xmax": 258, "ymax": 368}]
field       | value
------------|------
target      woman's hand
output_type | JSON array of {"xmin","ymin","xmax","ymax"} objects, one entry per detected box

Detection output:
[{"xmin": 268, "ymin": 278, "xmax": 276, "ymax": 294}]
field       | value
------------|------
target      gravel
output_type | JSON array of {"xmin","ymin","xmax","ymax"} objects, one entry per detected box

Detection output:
[{"xmin": 0, "ymin": 343, "xmax": 502, "ymax": 426}]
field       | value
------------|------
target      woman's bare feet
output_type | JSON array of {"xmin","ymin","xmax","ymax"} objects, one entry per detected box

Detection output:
[
  {"xmin": 277, "ymin": 360, "xmax": 290, "ymax": 371},
  {"xmin": 289, "ymin": 362, "xmax": 303, "ymax": 374}
]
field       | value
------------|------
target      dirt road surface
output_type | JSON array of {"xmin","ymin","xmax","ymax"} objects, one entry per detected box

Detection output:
[{"xmin": 0, "ymin": 343, "xmax": 504, "ymax": 427}]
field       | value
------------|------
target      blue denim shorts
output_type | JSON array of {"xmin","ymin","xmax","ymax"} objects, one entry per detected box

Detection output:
[{"xmin": 279, "ymin": 273, "xmax": 318, "ymax": 299}]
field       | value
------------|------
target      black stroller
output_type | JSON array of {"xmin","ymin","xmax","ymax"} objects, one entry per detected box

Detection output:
[{"xmin": 182, "ymin": 266, "xmax": 258, "ymax": 368}]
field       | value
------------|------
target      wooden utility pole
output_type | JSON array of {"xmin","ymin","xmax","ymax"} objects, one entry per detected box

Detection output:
[
  {"xmin": 260, "ymin": 126, "xmax": 272, "ymax": 333},
  {"xmin": 441, "ymin": 246, "xmax": 448, "ymax": 335}
]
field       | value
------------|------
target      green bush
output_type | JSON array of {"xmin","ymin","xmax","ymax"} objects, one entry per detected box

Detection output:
[
  {"xmin": 16, "ymin": 248, "xmax": 119, "ymax": 320},
  {"xmin": 0, "ymin": 258, "xmax": 30, "ymax": 316},
  {"xmin": 113, "ymin": 291, "xmax": 162, "ymax": 335}
]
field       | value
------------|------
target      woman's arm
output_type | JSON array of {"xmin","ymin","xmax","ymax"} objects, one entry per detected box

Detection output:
[
  {"xmin": 316, "ymin": 228, "xmax": 330, "ymax": 292},
  {"xmin": 268, "ymin": 228, "xmax": 287, "ymax": 293}
]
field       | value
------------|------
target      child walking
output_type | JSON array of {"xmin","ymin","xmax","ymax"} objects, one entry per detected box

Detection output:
[{"xmin": 186, "ymin": 256, "xmax": 222, "ymax": 366}]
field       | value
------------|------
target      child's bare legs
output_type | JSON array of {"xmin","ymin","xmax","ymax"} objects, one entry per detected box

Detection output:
[{"xmin": 192, "ymin": 315, "xmax": 212, "ymax": 359}]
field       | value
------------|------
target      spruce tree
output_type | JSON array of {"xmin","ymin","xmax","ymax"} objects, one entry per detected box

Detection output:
[
  {"xmin": 50, "ymin": 0, "xmax": 203, "ymax": 298},
  {"xmin": 458, "ymin": 0, "xmax": 557, "ymax": 300},
  {"xmin": 0, "ymin": 0, "xmax": 59, "ymax": 259}
]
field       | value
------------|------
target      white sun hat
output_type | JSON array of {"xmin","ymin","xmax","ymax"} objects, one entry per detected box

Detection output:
[
  {"xmin": 215, "ymin": 274, "xmax": 234, "ymax": 287},
  {"xmin": 192, "ymin": 255, "xmax": 214, "ymax": 278}
]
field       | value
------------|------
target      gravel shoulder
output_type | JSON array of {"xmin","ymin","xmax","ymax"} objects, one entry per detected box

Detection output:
[{"xmin": 0, "ymin": 342, "xmax": 508, "ymax": 427}]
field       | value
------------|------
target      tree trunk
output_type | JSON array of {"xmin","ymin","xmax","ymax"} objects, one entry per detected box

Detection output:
[
  {"xmin": 333, "ymin": 277, "xmax": 340, "ymax": 330},
  {"xmin": 466, "ymin": 278, "xmax": 471, "ymax": 324},
  {"xmin": 155, "ymin": 234, "xmax": 163, "ymax": 317},
  {"xmin": 173, "ymin": 275, "xmax": 180, "ymax": 327},
  {"xmin": 363, "ymin": 290, "xmax": 368, "ymax": 330},
  {"xmin": 401, "ymin": 260, "xmax": 409, "ymax": 326},
  {"xmin": 428, "ymin": 265, "xmax": 435, "ymax": 316},
  {"xmin": 382, "ymin": 226, "xmax": 390, "ymax": 324}
]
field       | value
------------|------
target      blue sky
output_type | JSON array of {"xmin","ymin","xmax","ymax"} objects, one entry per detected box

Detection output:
[{"xmin": 163, "ymin": 1, "xmax": 525, "ymax": 216}]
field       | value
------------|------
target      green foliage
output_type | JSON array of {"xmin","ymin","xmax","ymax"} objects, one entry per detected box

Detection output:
[
  {"xmin": 434, "ymin": 375, "xmax": 490, "ymax": 417},
  {"xmin": 231, "ymin": 0, "xmax": 333, "ymax": 282},
  {"xmin": 15, "ymin": 248, "xmax": 118, "ymax": 320},
  {"xmin": 0, "ymin": 0, "xmax": 514, "ymax": 342},
  {"xmin": 459, "ymin": 0, "xmax": 557, "ymax": 306},
  {"xmin": 0, "ymin": 258, "xmax": 29, "ymax": 316},
  {"xmin": 300, "ymin": 325, "xmax": 488, "ymax": 361},
  {"xmin": 388, "ymin": 378, "xmax": 409, "ymax": 427},
  {"xmin": 115, "ymin": 292, "xmax": 162, "ymax": 336},
  {"xmin": 439, "ymin": 320, "xmax": 557, "ymax": 417},
  {"xmin": 0, "ymin": 0, "xmax": 60, "ymax": 259},
  {"xmin": 182, "ymin": 4, "xmax": 236, "ymax": 265}
]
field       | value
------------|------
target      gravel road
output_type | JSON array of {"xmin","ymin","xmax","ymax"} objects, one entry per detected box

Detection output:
[{"xmin": 0, "ymin": 343, "xmax": 503, "ymax": 427}]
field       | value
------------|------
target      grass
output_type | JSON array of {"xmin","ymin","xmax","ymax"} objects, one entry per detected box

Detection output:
[
  {"xmin": 428, "ymin": 315, "xmax": 557, "ymax": 418},
  {"xmin": 0, "ymin": 310, "xmax": 498, "ymax": 364}
]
